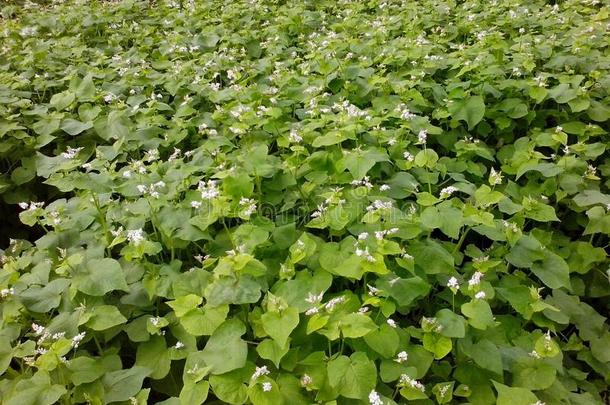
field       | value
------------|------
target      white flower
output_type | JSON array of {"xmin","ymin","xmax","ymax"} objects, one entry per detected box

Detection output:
[
  {"xmin": 378, "ymin": 183, "xmax": 391, "ymax": 192},
  {"xmin": 126, "ymin": 229, "xmax": 145, "ymax": 246},
  {"xmin": 403, "ymin": 151, "xmax": 414, "ymax": 161},
  {"xmin": 475, "ymin": 291, "xmax": 486, "ymax": 299},
  {"xmin": 529, "ymin": 350, "xmax": 541, "ymax": 359},
  {"xmin": 305, "ymin": 292, "xmax": 324, "ymax": 304},
  {"xmin": 1, "ymin": 288, "xmax": 14, "ymax": 298},
  {"xmin": 395, "ymin": 351, "xmax": 408, "ymax": 363},
  {"xmin": 305, "ymin": 307, "xmax": 319, "ymax": 316},
  {"xmin": 198, "ymin": 180, "xmax": 220, "ymax": 200},
  {"xmin": 149, "ymin": 316, "xmax": 162, "ymax": 327},
  {"xmin": 173, "ymin": 341, "xmax": 185, "ymax": 349},
  {"xmin": 191, "ymin": 201, "xmax": 202, "ymax": 208},
  {"xmin": 358, "ymin": 232, "xmax": 369, "ymax": 240},
  {"xmin": 61, "ymin": 147, "xmax": 83, "ymax": 160},
  {"xmin": 440, "ymin": 186, "xmax": 458, "ymax": 199},
  {"xmin": 262, "ymin": 382, "xmax": 272, "ymax": 392},
  {"xmin": 399, "ymin": 374, "xmax": 425, "ymax": 392},
  {"xmin": 251, "ymin": 366, "xmax": 270, "ymax": 380},
  {"xmin": 289, "ymin": 129, "xmax": 302, "ymax": 143},
  {"xmin": 324, "ymin": 296, "xmax": 345, "ymax": 312},
  {"xmin": 32, "ymin": 323, "xmax": 45, "ymax": 335},
  {"xmin": 489, "ymin": 167, "xmax": 503, "ymax": 185},
  {"xmin": 239, "ymin": 198, "xmax": 257, "ymax": 217},
  {"xmin": 468, "ymin": 271, "xmax": 484, "ymax": 287},
  {"xmin": 386, "ymin": 319, "xmax": 397, "ymax": 328},
  {"xmin": 417, "ymin": 129, "xmax": 428, "ymax": 144},
  {"xmin": 122, "ymin": 170, "xmax": 133, "ymax": 178},
  {"xmin": 300, "ymin": 374, "xmax": 312, "ymax": 386},
  {"xmin": 387, "ymin": 138, "xmax": 397, "ymax": 146},
  {"xmin": 71, "ymin": 331, "xmax": 86, "ymax": 348},
  {"xmin": 369, "ymin": 390, "xmax": 383, "ymax": 405},
  {"xmin": 367, "ymin": 284, "xmax": 380, "ymax": 296},
  {"xmin": 447, "ymin": 277, "xmax": 459, "ymax": 289}
]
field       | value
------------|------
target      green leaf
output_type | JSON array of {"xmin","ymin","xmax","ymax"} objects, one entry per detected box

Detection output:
[
  {"xmin": 85, "ymin": 305, "xmax": 127, "ymax": 331},
  {"xmin": 67, "ymin": 355, "xmax": 121, "ymax": 386},
  {"xmin": 461, "ymin": 300, "xmax": 495, "ymax": 330},
  {"xmin": 492, "ymin": 381, "xmax": 540, "ymax": 405},
  {"xmin": 179, "ymin": 381, "xmax": 209, "ymax": 405},
  {"xmin": 378, "ymin": 276, "xmax": 431, "ymax": 307},
  {"xmin": 339, "ymin": 313, "xmax": 377, "ymax": 338},
  {"xmin": 75, "ymin": 74, "xmax": 96, "ymax": 101},
  {"xmin": 60, "ymin": 118, "xmax": 92, "ymax": 135},
  {"xmin": 512, "ymin": 362, "xmax": 556, "ymax": 390},
  {"xmin": 450, "ymin": 96, "xmax": 486, "ymax": 130},
  {"xmin": 423, "ymin": 333, "xmax": 452, "ymax": 359},
  {"xmin": 261, "ymin": 307, "xmax": 300, "ymax": 347},
  {"xmin": 74, "ymin": 258, "xmax": 128, "ymax": 296},
  {"xmin": 102, "ymin": 366, "xmax": 151, "ymax": 403},
  {"xmin": 209, "ymin": 369, "xmax": 249, "ymax": 404},
  {"xmin": 256, "ymin": 338, "xmax": 289, "ymax": 368},
  {"xmin": 201, "ymin": 319, "xmax": 248, "ymax": 375},
  {"xmin": 364, "ymin": 324, "xmax": 399, "ymax": 357},
  {"xmin": 327, "ymin": 352, "xmax": 377, "ymax": 400},
  {"xmin": 167, "ymin": 294, "xmax": 203, "ymax": 317},
  {"xmin": 135, "ymin": 335, "xmax": 171, "ymax": 379},
  {"xmin": 471, "ymin": 340, "xmax": 503, "ymax": 375},
  {"xmin": 435, "ymin": 309, "xmax": 466, "ymax": 338},
  {"xmin": 19, "ymin": 278, "xmax": 70, "ymax": 313},
  {"xmin": 50, "ymin": 91, "xmax": 75, "ymax": 110},
  {"xmin": 531, "ymin": 251, "xmax": 571, "ymax": 290}
]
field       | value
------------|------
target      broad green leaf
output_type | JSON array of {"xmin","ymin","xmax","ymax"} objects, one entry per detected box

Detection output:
[
  {"xmin": 461, "ymin": 300, "xmax": 495, "ymax": 330},
  {"xmin": 450, "ymin": 96, "xmax": 486, "ymax": 130},
  {"xmin": 102, "ymin": 366, "xmax": 151, "ymax": 403},
  {"xmin": 85, "ymin": 305, "xmax": 127, "ymax": 331},
  {"xmin": 492, "ymin": 381, "xmax": 539, "ymax": 405},
  {"xmin": 261, "ymin": 307, "xmax": 300, "ymax": 347},
  {"xmin": 364, "ymin": 324, "xmax": 399, "ymax": 357},
  {"xmin": 327, "ymin": 352, "xmax": 377, "ymax": 400},
  {"xmin": 74, "ymin": 258, "xmax": 128, "ymax": 296},
  {"xmin": 135, "ymin": 335, "xmax": 171, "ymax": 379},
  {"xmin": 201, "ymin": 319, "xmax": 248, "ymax": 375},
  {"xmin": 423, "ymin": 333, "xmax": 452, "ymax": 359},
  {"xmin": 256, "ymin": 338, "xmax": 289, "ymax": 368}
]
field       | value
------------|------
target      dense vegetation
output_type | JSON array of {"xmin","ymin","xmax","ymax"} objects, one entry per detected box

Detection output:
[{"xmin": 1, "ymin": 0, "xmax": 609, "ymax": 404}]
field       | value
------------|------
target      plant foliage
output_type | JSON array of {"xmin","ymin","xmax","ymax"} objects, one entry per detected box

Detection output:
[{"xmin": 0, "ymin": 0, "xmax": 609, "ymax": 404}]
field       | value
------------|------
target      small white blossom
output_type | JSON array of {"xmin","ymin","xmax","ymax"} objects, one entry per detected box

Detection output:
[
  {"xmin": 191, "ymin": 201, "xmax": 202, "ymax": 208},
  {"xmin": 324, "ymin": 296, "xmax": 345, "ymax": 312},
  {"xmin": 173, "ymin": 341, "xmax": 185, "ymax": 349},
  {"xmin": 300, "ymin": 374, "xmax": 312, "ymax": 386},
  {"xmin": 61, "ymin": 147, "xmax": 83, "ymax": 160},
  {"xmin": 403, "ymin": 151, "xmax": 414, "ymax": 162},
  {"xmin": 305, "ymin": 292, "xmax": 324, "ymax": 304},
  {"xmin": 475, "ymin": 291, "xmax": 486, "ymax": 299},
  {"xmin": 251, "ymin": 366, "xmax": 270, "ymax": 380},
  {"xmin": 262, "ymin": 382, "xmax": 272, "ymax": 392},
  {"xmin": 71, "ymin": 331, "xmax": 86, "ymax": 348},
  {"xmin": 395, "ymin": 351, "xmax": 408, "ymax": 363},
  {"xmin": 379, "ymin": 184, "xmax": 391, "ymax": 191},
  {"xmin": 369, "ymin": 390, "xmax": 383, "ymax": 405},
  {"xmin": 126, "ymin": 229, "xmax": 145, "ymax": 246},
  {"xmin": 386, "ymin": 319, "xmax": 397, "ymax": 328},
  {"xmin": 489, "ymin": 168, "xmax": 503, "ymax": 185},
  {"xmin": 417, "ymin": 129, "xmax": 428, "ymax": 144},
  {"xmin": 32, "ymin": 323, "xmax": 45, "ymax": 336},
  {"xmin": 468, "ymin": 271, "xmax": 484, "ymax": 287},
  {"xmin": 440, "ymin": 186, "xmax": 458, "ymax": 199},
  {"xmin": 198, "ymin": 180, "xmax": 220, "ymax": 200},
  {"xmin": 289, "ymin": 129, "xmax": 302, "ymax": 143},
  {"xmin": 358, "ymin": 232, "xmax": 369, "ymax": 240},
  {"xmin": 399, "ymin": 374, "xmax": 425, "ymax": 392},
  {"xmin": 1, "ymin": 288, "xmax": 15, "ymax": 298},
  {"xmin": 447, "ymin": 277, "xmax": 459, "ymax": 290}
]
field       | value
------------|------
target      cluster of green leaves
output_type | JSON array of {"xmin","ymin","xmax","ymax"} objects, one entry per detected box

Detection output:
[{"xmin": 1, "ymin": 0, "xmax": 609, "ymax": 404}]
